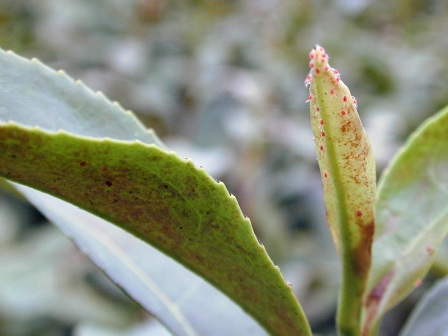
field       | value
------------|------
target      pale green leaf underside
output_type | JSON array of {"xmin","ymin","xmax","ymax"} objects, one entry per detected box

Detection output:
[
  {"xmin": 0, "ymin": 50, "xmax": 165, "ymax": 147},
  {"xmin": 0, "ymin": 49, "xmax": 310, "ymax": 335},
  {"xmin": 363, "ymin": 106, "xmax": 448, "ymax": 333}
]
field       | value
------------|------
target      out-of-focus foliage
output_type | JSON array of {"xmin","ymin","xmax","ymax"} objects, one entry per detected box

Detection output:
[{"xmin": 1, "ymin": 0, "xmax": 448, "ymax": 335}]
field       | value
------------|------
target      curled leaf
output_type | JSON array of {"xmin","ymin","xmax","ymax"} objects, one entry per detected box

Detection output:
[{"xmin": 307, "ymin": 45, "xmax": 376, "ymax": 334}]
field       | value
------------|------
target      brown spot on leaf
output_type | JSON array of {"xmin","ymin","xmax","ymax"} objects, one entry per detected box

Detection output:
[{"xmin": 353, "ymin": 221, "xmax": 374, "ymax": 278}]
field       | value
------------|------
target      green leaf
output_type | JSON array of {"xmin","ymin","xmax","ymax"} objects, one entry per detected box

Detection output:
[
  {"xmin": 362, "ymin": 106, "xmax": 448, "ymax": 335},
  {"xmin": 16, "ymin": 184, "xmax": 267, "ymax": 335},
  {"xmin": 399, "ymin": 276, "xmax": 448, "ymax": 336},
  {"xmin": 0, "ymin": 49, "xmax": 311, "ymax": 335},
  {"xmin": 307, "ymin": 45, "xmax": 376, "ymax": 335}
]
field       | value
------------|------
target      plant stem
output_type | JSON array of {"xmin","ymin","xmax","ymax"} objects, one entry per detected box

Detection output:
[{"xmin": 337, "ymin": 258, "xmax": 364, "ymax": 335}]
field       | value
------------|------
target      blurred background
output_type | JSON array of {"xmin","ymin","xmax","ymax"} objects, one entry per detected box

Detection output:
[{"xmin": 1, "ymin": 0, "xmax": 448, "ymax": 335}]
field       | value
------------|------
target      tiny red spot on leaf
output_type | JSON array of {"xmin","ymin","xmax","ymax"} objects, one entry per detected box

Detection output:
[
  {"xmin": 80, "ymin": 161, "xmax": 87, "ymax": 167},
  {"xmin": 357, "ymin": 211, "xmax": 363, "ymax": 217}
]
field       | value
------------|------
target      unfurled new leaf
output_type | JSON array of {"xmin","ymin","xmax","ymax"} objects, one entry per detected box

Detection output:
[{"xmin": 362, "ymin": 106, "xmax": 448, "ymax": 335}]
